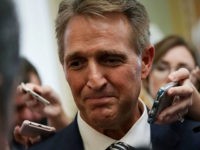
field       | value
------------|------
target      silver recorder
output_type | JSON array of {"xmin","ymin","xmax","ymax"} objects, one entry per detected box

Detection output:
[
  {"xmin": 20, "ymin": 120, "xmax": 56, "ymax": 137},
  {"xmin": 148, "ymin": 82, "xmax": 179, "ymax": 124}
]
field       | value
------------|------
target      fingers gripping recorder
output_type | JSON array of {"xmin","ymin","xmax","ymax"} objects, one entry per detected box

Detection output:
[
  {"xmin": 19, "ymin": 84, "xmax": 55, "ymax": 138},
  {"xmin": 148, "ymin": 82, "xmax": 179, "ymax": 124},
  {"xmin": 21, "ymin": 82, "xmax": 50, "ymax": 105}
]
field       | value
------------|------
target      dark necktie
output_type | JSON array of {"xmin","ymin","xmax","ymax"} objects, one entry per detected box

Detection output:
[{"xmin": 105, "ymin": 142, "xmax": 136, "ymax": 150}]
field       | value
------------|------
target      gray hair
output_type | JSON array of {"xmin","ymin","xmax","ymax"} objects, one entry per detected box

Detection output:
[{"xmin": 56, "ymin": 0, "xmax": 150, "ymax": 63}]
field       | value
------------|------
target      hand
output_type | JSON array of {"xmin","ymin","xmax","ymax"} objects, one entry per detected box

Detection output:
[
  {"xmin": 155, "ymin": 68, "xmax": 193, "ymax": 124},
  {"xmin": 190, "ymin": 66, "xmax": 200, "ymax": 91},
  {"xmin": 13, "ymin": 126, "xmax": 41, "ymax": 149},
  {"xmin": 17, "ymin": 83, "xmax": 69, "ymax": 130}
]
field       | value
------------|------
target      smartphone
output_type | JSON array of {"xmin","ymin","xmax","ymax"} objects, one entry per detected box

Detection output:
[
  {"xmin": 20, "ymin": 120, "xmax": 56, "ymax": 137},
  {"xmin": 148, "ymin": 81, "xmax": 179, "ymax": 124},
  {"xmin": 21, "ymin": 82, "xmax": 50, "ymax": 105}
]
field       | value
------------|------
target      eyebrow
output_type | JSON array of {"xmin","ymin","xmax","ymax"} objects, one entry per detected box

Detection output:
[
  {"xmin": 156, "ymin": 60, "xmax": 194, "ymax": 71},
  {"xmin": 65, "ymin": 49, "xmax": 127, "ymax": 61},
  {"xmin": 65, "ymin": 51, "xmax": 85, "ymax": 62},
  {"xmin": 96, "ymin": 49, "xmax": 127, "ymax": 57},
  {"xmin": 176, "ymin": 63, "xmax": 194, "ymax": 71},
  {"xmin": 155, "ymin": 60, "xmax": 169, "ymax": 65}
]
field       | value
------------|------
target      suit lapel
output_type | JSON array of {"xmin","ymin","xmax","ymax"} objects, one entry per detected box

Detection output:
[{"xmin": 66, "ymin": 117, "xmax": 84, "ymax": 150}]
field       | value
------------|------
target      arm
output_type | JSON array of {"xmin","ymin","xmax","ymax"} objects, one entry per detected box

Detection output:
[
  {"xmin": 187, "ymin": 86, "xmax": 200, "ymax": 121},
  {"xmin": 190, "ymin": 66, "xmax": 200, "ymax": 92}
]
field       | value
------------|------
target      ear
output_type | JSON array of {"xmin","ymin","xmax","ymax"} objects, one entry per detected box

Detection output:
[{"xmin": 141, "ymin": 45, "xmax": 155, "ymax": 79}]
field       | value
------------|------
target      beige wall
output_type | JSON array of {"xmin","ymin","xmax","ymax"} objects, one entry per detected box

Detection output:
[
  {"xmin": 48, "ymin": 0, "xmax": 77, "ymax": 120},
  {"xmin": 140, "ymin": 0, "xmax": 173, "ymax": 36},
  {"xmin": 140, "ymin": 0, "xmax": 200, "ymax": 43}
]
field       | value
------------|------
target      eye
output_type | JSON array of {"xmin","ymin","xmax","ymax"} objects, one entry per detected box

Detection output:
[
  {"xmin": 177, "ymin": 64, "xmax": 193, "ymax": 72},
  {"xmin": 67, "ymin": 58, "xmax": 86, "ymax": 70},
  {"xmin": 154, "ymin": 64, "xmax": 169, "ymax": 72},
  {"xmin": 101, "ymin": 55, "xmax": 125, "ymax": 67}
]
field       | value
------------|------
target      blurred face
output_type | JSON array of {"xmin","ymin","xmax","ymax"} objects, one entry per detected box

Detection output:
[
  {"xmin": 148, "ymin": 46, "xmax": 196, "ymax": 98},
  {"xmin": 14, "ymin": 72, "xmax": 42, "ymax": 125},
  {"xmin": 63, "ymin": 13, "xmax": 153, "ymax": 131}
]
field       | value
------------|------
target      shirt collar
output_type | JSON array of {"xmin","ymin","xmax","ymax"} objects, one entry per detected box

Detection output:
[{"xmin": 77, "ymin": 99, "xmax": 151, "ymax": 150}]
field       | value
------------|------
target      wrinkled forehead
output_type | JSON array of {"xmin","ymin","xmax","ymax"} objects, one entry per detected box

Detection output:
[
  {"xmin": 66, "ymin": 13, "xmax": 132, "ymax": 34},
  {"xmin": 64, "ymin": 13, "xmax": 134, "ymax": 50}
]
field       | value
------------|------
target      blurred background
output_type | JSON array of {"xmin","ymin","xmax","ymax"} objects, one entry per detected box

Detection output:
[{"xmin": 13, "ymin": 0, "xmax": 200, "ymax": 119}]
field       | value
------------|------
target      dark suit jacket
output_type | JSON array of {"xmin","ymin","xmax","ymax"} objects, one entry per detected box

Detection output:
[{"xmin": 28, "ymin": 118, "xmax": 200, "ymax": 150}]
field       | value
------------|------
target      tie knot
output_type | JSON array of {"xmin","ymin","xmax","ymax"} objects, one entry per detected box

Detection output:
[{"xmin": 106, "ymin": 142, "xmax": 136, "ymax": 150}]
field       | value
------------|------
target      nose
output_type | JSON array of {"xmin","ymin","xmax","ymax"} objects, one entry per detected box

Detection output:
[
  {"xmin": 86, "ymin": 62, "xmax": 107, "ymax": 90},
  {"xmin": 169, "ymin": 68, "xmax": 177, "ymax": 75}
]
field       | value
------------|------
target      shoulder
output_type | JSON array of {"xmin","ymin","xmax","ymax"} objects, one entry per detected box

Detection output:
[{"xmin": 151, "ymin": 119, "xmax": 200, "ymax": 150}]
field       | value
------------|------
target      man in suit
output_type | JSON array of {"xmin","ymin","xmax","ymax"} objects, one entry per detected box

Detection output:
[{"xmin": 29, "ymin": 0, "xmax": 200, "ymax": 149}]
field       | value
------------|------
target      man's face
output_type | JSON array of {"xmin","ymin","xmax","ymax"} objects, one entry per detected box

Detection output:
[{"xmin": 63, "ymin": 13, "xmax": 150, "ymax": 130}]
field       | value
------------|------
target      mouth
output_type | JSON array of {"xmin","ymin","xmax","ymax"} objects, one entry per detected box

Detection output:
[{"xmin": 84, "ymin": 95, "xmax": 116, "ymax": 107}]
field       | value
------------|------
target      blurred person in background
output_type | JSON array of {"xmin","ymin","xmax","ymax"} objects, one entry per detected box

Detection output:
[
  {"xmin": 12, "ymin": 57, "xmax": 70, "ymax": 149},
  {"xmin": 14, "ymin": 57, "xmax": 45, "ymax": 128},
  {"xmin": 0, "ymin": 0, "xmax": 20, "ymax": 149},
  {"xmin": 141, "ymin": 35, "xmax": 200, "ymax": 123}
]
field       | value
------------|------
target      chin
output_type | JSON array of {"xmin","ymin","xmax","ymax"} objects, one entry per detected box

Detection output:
[{"xmin": 89, "ymin": 110, "xmax": 118, "ymax": 129}]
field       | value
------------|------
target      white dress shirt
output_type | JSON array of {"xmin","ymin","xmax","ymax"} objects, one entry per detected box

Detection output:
[{"xmin": 78, "ymin": 99, "xmax": 151, "ymax": 150}]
